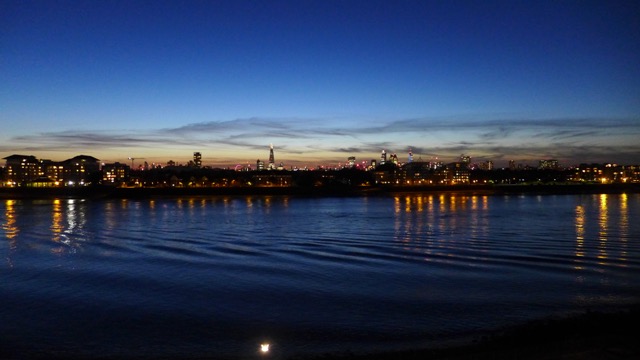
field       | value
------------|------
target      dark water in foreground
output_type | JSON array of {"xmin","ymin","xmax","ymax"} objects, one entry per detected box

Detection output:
[{"xmin": 1, "ymin": 193, "xmax": 639, "ymax": 359}]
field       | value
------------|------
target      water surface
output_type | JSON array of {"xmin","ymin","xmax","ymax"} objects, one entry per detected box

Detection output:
[{"xmin": 1, "ymin": 193, "xmax": 639, "ymax": 358}]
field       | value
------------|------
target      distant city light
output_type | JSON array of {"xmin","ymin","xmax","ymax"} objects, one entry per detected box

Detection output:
[{"xmin": 260, "ymin": 343, "xmax": 270, "ymax": 353}]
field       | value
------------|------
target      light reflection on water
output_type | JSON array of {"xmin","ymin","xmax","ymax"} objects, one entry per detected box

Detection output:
[{"xmin": 1, "ymin": 193, "xmax": 639, "ymax": 358}]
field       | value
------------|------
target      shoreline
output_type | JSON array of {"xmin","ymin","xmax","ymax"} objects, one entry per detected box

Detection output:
[{"xmin": 1, "ymin": 183, "xmax": 639, "ymax": 199}]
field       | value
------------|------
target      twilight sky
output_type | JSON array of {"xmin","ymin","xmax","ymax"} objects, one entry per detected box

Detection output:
[{"xmin": 2, "ymin": 0, "xmax": 639, "ymax": 168}]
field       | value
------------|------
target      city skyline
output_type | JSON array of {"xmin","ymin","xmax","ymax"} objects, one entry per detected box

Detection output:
[{"xmin": 2, "ymin": 1, "xmax": 640, "ymax": 167}]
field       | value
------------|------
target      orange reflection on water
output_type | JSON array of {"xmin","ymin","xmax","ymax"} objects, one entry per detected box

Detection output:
[
  {"xmin": 619, "ymin": 194, "xmax": 628, "ymax": 263},
  {"xmin": 51, "ymin": 199, "xmax": 63, "ymax": 243},
  {"xmin": 3, "ymin": 200, "xmax": 18, "ymax": 249},
  {"xmin": 574, "ymin": 205, "xmax": 585, "ymax": 270},
  {"xmin": 597, "ymin": 194, "xmax": 608, "ymax": 262}
]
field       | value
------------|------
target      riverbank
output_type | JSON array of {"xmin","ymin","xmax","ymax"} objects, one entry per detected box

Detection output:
[{"xmin": 1, "ymin": 182, "xmax": 639, "ymax": 199}]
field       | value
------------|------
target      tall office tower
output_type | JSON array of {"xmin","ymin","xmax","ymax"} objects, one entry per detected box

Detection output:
[
  {"xmin": 193, "ymin": 152, "xmax": 202, "ymax": 168},
  {"xmin": 268, "ymin": 144, "xmax": 275, "ymax": 170},
  {"xmin": 347, "ymin": 156, "xmax": 356, "ymax": 167},
  {"xmin": 380, "ymin": 150, "xmax": 387, "ymax": 165},
  {"xmin": 390, "ymin": 153, "xmax": 398, "ymax": 164},
  {"xmin": 408, "ymin": 149, "xmax": 413, "ymax": 163},
  {"xmin": 509, "ymin": 160, "xmax": 516, "ymax": 170},
  {"xmin": 257, "ymin": 159, "xmax": 265, "ymax": 171},
  {"xmin": 460, "ymin": 154, "xmax": 471, "ymax": 164}
]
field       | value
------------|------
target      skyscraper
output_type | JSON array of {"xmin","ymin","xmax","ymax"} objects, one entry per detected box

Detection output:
[
  {"xmin": 268, "ymin": 144, "xmax": 275, "ymax": 170},
  {"xmin": 380, "ymin": 150, "xmax": 387, "ymax": 165},
  {"xmin": 408, "ymin": 149, "xmax": 413, "ymax": 163},
  {"xmin": 193, "ymin": 152, "xmax": 202, "ymax": 168},
  {"xmin": 389, "ymin": 153, "xmax": 398, "ymax": 165}
]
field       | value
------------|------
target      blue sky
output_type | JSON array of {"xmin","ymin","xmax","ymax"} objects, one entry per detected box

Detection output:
[{"xmin": 2, "ymin": 0, "xmax": 639, "ymax": 167}]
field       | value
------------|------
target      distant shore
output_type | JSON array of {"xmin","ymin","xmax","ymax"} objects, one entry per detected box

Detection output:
[{"xmin": 0, "ymin": 183, "xmax": 639, "ymax": 199}]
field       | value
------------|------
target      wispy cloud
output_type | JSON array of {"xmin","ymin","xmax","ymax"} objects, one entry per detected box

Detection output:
[{"xmin": 2, "ymin": 116, "xmax": 639, "ymax": 165}]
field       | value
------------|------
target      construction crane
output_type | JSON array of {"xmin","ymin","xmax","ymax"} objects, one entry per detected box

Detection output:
[{"xmin": 128, "ymin": 157, "xmax": 145, "ymax": 169}]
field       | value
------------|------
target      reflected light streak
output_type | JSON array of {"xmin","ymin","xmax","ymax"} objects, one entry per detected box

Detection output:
[
  {"xmin": 66, "ymin": 199, "xmax": 77, "ymax": 233},
  {"xmin": 598, "ymin": 194, "xmax": 608, "ymax": 262},
  {"xmin": 3, "ymin": 200, "xmax": 18, "ymax": 248},
  {"xmin": 574, "ymin": 205, "xmax": 585, "ymax": 270},
  {"xmin": 51, "ymin": 199, "xmax": 63, "ymax": 243},
  {"xmin": 619, "ymin": 193, "xmax": 628, "ymax": 263}
]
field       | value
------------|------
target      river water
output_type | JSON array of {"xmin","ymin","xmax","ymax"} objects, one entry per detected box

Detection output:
[{"xmin": 1, "ymin": 193, "xmax": 639, "ymax": 358}]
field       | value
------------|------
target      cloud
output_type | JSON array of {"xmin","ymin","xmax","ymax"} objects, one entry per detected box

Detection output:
[{"xmin": 2, "ymin": 115, "xmax": 639, "ymax": 166}]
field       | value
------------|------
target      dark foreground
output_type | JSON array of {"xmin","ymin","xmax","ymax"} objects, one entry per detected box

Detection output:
[
  {"xmin": 4, "ymin": 306, "xmax": 639, "ymax": 360},
  {"xmin": 303, "ymin": 306, "xmax": 640, "ymax": 360}
]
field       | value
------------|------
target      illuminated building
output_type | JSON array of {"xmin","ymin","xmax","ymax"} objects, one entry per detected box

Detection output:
[
  {"xmin": 256, "ymin": 159, "xmax": 265, "ymax": 171},
  {"xmin": 193, "ymin": 152, "xmax": 202, "ymax": 168},
  {"xmin": 2, "ymin": 154, "xmax": 42, "ymax": 185},
  {"xmin": 389, "ymin": 153, "xmax": 398, "ymax": 165},
  {"xmin": 40, "ymin": 159, "xmax": 65, "ymax": 183},
  {"xmin": 509, "ymin": 160, "xmax": 516, "ymax": 170},
  {"xmin": 479, "ymin": 160, "xmax": 494, "ymax": 170},
  {"xmin": 347, "ymin": 156, "xmax": 356, "ymax": 168},
  {"xmin": 268, "ymin": 144, "xmax": 275, "ymax": 170},
  {"xmin": 460, "ymin": 154, "xmax": 471, "ymax": 164},
  {"xmin": 401, "ymin": 161, "xmax": 433, "ymax": 185},
  {"xmin": 440, "ymin": 162, "xmax": 470, "ymax": 184},
  {"xmin": 538, "ymin": 159, "xmax": 559, "ymax": 170},
  {"xmin": 63, "ymin": 155, "xmax": 100, "ymax": 186},
  {"xmin": 380, "ymin": 150, "xmax": 387, "ymax": 165},
  {"xmin": 251, "ymin": 174, "xmax": 291, "ymax": 186},
  {"xmin": 408, "ymin": 149, "xmax": 413, "ymax": 163},
  {"xmin": 101, "ymin": 162, "xmax": 129, "ymax": 186}
]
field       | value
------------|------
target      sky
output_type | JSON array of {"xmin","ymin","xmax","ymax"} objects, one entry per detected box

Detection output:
[{"xmin": 2, "ymin": 0, "xmax": 639, "ymax": 168}]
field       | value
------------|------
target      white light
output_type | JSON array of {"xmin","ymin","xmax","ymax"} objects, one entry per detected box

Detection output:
[{"xmin": 260, "ymin": 343, "xmax": 270, "ymax": 353}]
